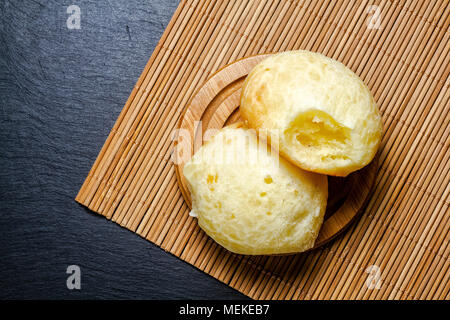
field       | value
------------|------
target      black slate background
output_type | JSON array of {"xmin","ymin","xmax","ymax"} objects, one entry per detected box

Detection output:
[{"xmin": 0, "ymin": 0, "xmax": 247, "ymax": 299}]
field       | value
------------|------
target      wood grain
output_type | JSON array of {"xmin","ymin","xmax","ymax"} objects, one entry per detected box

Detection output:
[{"xmin": 76, "ymin": 0, "xmax": 450, "ymax": 300}]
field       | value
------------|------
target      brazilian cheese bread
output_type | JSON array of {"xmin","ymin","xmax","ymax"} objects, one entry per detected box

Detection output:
[
  {"xmin": 240, "ymin": 50, "xmax": 383, "ymax": 177},
  {"xmin": 183, "ymin": 123, "xmax": 328, "ymax": 255}
]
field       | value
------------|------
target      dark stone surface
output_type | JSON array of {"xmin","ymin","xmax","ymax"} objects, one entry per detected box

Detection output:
[{"xmin": 0, "ymin": 0, "xmax": 247, "ymax": 299}]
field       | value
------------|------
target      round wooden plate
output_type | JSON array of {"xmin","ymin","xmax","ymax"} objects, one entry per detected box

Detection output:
[{"xmin": 174, "ymin": 54, "xmax": 378, "ymax": 250}]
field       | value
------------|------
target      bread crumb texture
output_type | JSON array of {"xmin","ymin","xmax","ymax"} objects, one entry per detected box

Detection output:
[
  {"xmin": 183, "ymin": 125, "xmax": 328, "ymax": 255},
  {"xmin": 240, "ymin": 50, "xmax": 383, "ymax": 176}
]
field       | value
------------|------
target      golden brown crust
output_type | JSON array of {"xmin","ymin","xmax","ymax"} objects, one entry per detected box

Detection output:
[
  {"xmin": 183, "ymin": 125, "xmax": 328, "ymax": 255},
  {"xmin": 240, "ymin": 50, "xmax": 383, "ymax": 177}
]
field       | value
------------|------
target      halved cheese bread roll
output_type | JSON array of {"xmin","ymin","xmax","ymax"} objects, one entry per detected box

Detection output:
[
  {"xmin": 183, "ymin": 123, "xmax": 328, "ymax": 255},
  {"xmin": 240, "ymin": 50, "xmax": 383, "ymax": 177}
]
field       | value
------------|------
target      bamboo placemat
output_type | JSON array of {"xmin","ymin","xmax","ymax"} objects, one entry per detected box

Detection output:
[{"xmin": 76, "ymin": 0, "xmax": 449, "ymax": 299}]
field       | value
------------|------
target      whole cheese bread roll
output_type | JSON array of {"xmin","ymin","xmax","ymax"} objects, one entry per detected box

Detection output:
[
  {"xmin": 183, "ymin": 123, "xmax": 328, "ymax": 255},
  {"xmin": 240, "ymin": 50, "xmax": 383, "ymax": 177}
]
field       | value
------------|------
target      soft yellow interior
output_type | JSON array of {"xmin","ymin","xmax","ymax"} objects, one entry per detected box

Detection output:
[{"xmin": 284, "ymin": 109, "xmax": 351, "ymax": 150}]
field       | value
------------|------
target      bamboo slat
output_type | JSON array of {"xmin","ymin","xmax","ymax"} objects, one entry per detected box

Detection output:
[{"xmin": 76, "ymin": 0, "xmax": 449, "ymax": 300}]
